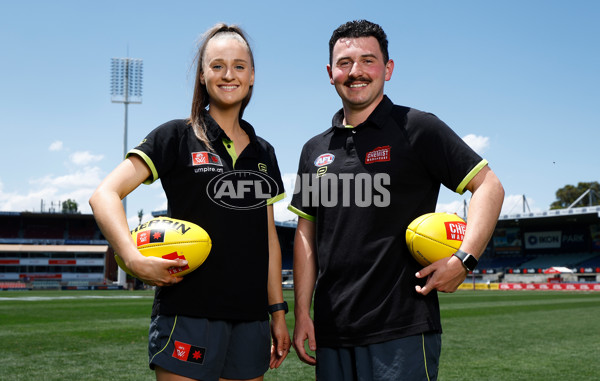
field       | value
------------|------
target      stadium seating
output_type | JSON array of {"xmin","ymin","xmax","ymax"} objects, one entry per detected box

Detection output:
[
  {"xmin": 519, "ymin": 252, "xmax": 598, "ymax": 268},
  {"xmin": 478, "ymin": 255, "xmax": 533, "ymax": 270},
  {"xmin": 0, "ymin": 219, "xmax": 20, "ymax": 238},
  {"xmin": 23, "ymin": 219, "xmax": 66, "ymax": 239},
  {"xmin": 0, "ymin": 282, "xmax": 27, "ymax": 290},
  {"xmin": 577, "ymin": 254, "xmax": 600, "ymax": 268},
  {"xmin": 31, "ymin": 280, "xmax": 61, "ymax": 290},
  {"xmin": 68, "ymin": 222, "xmax": 100, "ymax": 240}
]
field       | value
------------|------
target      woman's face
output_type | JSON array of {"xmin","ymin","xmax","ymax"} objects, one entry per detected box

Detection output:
[{"xmin": 201, "ymin": 35, "xmax": 254, "ymax": 111}]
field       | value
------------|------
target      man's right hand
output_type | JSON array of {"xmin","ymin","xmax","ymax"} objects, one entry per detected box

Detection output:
[{"xmin": 292, "ymin": 314, "xmax": 317, "ymax": 365}]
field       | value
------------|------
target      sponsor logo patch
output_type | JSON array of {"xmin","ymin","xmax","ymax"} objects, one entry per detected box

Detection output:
[
  {"xmin": 172, "ymin": 340, "xmax": 206, "ymax": 364},
  {"xmin": 192, "ymin": 152, "xmax": 223, "ymax": 166},
  {"xmin": 316, "ymin": 167, "xmax": 328, "ymax": 177},
  {"xmin": 365, "ymin": 146, "xmax": 391, "ymax": 164},
  {"xmin": 314, "ymin": 153, "xmax": 334, "ymax": 167},
  {"xmin": 136, "ymin": 229, "xmax": 165, "ymax": 246}
]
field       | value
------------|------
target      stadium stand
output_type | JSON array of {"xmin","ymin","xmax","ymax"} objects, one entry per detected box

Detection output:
[
  {"xmin": 23, "ymin": 218, "xmax": 66, "ymax": 239},
  {"xmin": 518, "ymin": 252, "xmax": 598, "ymax": 269},
  {"xmin": 578, "ymin": 255, "xmax": 600, "ymax": 268},
  {"xmin": 477, "ymin": 255, "xmax": 533, "ymax": 270},
  {"xmin": 31, "ymin": 280, "xmax": 61, "ymax": 290},
  {"xmin": 0, "ymin": 282, "xmax": 27, "ymax": 290},
  {"xmin": 0, "ymin": 216, "xmax": 20, "ymax": 238},
  {"xmin": 0, "ymin": 211, "xmax": 112, "ymax": 290},
  {"xmin": 473, "ymin": 206, "xmax": 600, "ymax": 284},
  {"xmin": 276, "ymin": 221, "xmax": 295, "ymax": 270},
  {"xmin": 2, "ymin": 204, "xmax": 599, "ymax": 291}
]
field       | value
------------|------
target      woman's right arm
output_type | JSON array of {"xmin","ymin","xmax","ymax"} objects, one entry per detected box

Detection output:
[{"xmin": 89, "ymin": 155, "xmax": 185, "ymax": 286}]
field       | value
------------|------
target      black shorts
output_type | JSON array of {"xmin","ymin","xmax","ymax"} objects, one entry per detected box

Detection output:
[
  {"xmin": 316, "ymin": 333, "xmax": 442, "ymax": 381},
  {"xmin": 148, "ymin": 314, "xmax": 270, "ymax": 381}
]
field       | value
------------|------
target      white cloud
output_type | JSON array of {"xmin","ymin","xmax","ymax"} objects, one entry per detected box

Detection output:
[
  {"xmin": 0, "ymin": 179, "xmax": 57, "ymax": 212},
  {"xmin": 49, "ymin": 141, "xmax": 63, "ymax": 151},
  {"xmin": 35, "ymin": 166, "xmax": 104, "ymax": 189},
  {"xmin": 0, "ymin": 165, "xmax": 106, "ymax": 213},
  {"xmin": 435, "ymin": 200, "xmax": 468, "ymax": 218},
  {"xmin": 274, "ymin": 199, "xmax": 298, "ymax": 223},
  {"xmin": 70, "ymin": 151, "xmax": 104, "ymax": 166},
  {"xmin": 462, "ymin": 134, "xmax": 490, "ymax": 155},
  {"xmin": 274, "ymin": 173, "xmax": 299, "ymax": 223},
  {"xmin": 500, "ymin": 194, "xmax": 541, "ymax": 216}
]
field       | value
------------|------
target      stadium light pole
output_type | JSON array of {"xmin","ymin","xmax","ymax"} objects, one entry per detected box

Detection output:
[{"xmin": 111, "ymin": 57, "xmax": 143, "ymax": 286}]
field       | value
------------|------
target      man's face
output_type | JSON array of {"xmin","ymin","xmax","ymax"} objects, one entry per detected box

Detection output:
[{"xmin": 327, "ymin": 36, "xmax": 393, "ymax": 116}]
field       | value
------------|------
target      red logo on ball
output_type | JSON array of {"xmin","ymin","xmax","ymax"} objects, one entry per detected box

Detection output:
[
  {"xmin": 162, "ymin": 251, "xmax": 190, "ymax": 274},
  {"xmin": 445, "ymin": 221, "xmax": 466, "ymax": 241}
]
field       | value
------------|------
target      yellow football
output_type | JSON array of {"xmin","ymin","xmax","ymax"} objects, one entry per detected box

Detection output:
[
  {"xmin": 115, "ymin": 217, "xmax": 212, "ymax": 278},
  {"xmin": 406, "ymin": 212, "xmax": 466, "ymax": 267}
]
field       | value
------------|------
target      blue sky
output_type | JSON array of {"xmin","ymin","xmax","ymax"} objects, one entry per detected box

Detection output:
[{"xmin": 0, "ymin": 0, "xmax": 598, "ymax": 226}]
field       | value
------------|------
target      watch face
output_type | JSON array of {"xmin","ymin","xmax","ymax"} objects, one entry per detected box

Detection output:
[{"xmin": 464, "ymin": 255, "xmax": 478, "ymax": 271}]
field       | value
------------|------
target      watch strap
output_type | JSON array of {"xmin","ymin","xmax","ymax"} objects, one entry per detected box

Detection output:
[{"xmin": 453, "ymin": 249, "xmax": 478, "ymax": 272}]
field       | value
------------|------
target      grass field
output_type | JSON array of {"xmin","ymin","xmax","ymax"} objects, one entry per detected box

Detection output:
[{"xmin": 1, "ymin": 289, "xmax": 599, "ymax": 380}]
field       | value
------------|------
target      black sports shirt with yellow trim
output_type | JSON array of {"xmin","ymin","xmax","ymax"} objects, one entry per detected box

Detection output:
[
  {"xmin": 289, "ymin": 96, "xmax": 486, "ymax": 347},
  {"xmin": 128, "ymin": 113, "xmax": 285, "ymax": 321}
]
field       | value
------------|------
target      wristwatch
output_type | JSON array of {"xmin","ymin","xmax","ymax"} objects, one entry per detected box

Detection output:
[
  {"xmin": 453, "ymin": 249, "xmax": 478, "ymax": 272},
  {"xmin": 268, "ymin": 301, "xmax": 289, "ymax": 315}
]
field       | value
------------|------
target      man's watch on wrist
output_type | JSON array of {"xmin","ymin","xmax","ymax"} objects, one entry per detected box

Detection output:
[
  {"xmin": 268, "ymin": 301, "xmax": 289, "ymax": 315},
  {"xmin": 453, "ymin": 249, "xmax": 478, "ymax": 272}
]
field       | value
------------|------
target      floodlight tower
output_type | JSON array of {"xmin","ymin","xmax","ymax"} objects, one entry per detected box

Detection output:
[{"xmin": 111, "ymin": 57, "xmax": 143, "ymax": 286}]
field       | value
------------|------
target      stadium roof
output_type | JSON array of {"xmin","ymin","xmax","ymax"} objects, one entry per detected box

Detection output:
[
  {"xmin": 497, "ymin": 205, "xmax": 600, "ymax": 229},
  {"xmin": 498, "ymin": 205, "xmax": 600, "ymax": 221}
]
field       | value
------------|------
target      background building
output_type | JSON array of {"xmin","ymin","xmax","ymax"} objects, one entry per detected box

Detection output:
[
  {"xmin": 0, "ymin": 211, "xmax": 117, "ymax": 290},
  {"xmin": 2, "ymin": 206, "xmax": 599, "ymax": 290}
]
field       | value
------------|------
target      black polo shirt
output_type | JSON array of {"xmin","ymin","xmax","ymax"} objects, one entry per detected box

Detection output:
[
  {"xmin": 128, "ymin": 113, "xmax": 285, "ymax": 321},
  {"xmin": 289, "ymin": 96, "xmax": 487, "ymax": 346}
]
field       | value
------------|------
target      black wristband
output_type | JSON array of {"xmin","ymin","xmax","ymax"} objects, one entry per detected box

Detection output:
[{"xmin": 267, "ymin": 301, "xmax": 288, "ymax": 315}]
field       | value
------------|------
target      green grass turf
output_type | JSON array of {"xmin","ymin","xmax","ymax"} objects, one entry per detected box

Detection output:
[{"xmin": 0, "ymin": 289, "xmax": 599, "ymax": 380}]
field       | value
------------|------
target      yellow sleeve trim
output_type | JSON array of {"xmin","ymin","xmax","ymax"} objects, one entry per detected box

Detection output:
[
  {"xmin": 287, "ymin": 204, "xmax": 315, "ymax": 222},
  {"xmin": 127, "ymin": 149, "xmax": 158, "ymax": 185},
  {"xmin": 267, "ymin": 192, "xmax": 286, "ymax": 206},
  {"xmin": 456, "ymin": 159, "xmax": 488, "ymax": 195}
]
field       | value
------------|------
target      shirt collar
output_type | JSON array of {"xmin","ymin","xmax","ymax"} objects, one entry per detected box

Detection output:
[
  {"xmin": 203, "ymin": 111, "xmax": 259, "ymax": 146},
  {"xmin": 331, "ymin": 95, "xmax": 394, "ymax": 130}
]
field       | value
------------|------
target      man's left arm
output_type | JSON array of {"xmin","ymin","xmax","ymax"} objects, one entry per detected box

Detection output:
[{"xmin": 415, "ymin": 165, "xmax": 504, "ymax": 295}]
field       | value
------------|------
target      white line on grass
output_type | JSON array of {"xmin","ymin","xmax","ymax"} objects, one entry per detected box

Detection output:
[{"xmin": 0, "ymin": 295, "xmax": 153, "ymax": 301}]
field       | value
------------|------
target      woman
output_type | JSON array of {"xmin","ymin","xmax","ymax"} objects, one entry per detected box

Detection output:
[{"xmin": 90, "ymin": 24, "xmax": 290, "ymax": 381}]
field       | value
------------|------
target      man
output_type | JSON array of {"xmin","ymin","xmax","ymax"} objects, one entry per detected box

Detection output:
[{"xmin": 288, "ymin": 20, "xmax": 504, "ymax": 380}]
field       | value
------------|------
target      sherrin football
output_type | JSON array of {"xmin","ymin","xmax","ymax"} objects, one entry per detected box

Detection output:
[
  {"xmin": 406, "ymin": 212, "xmax": 466, "ymax": 267},
  {"xmin": 115, "ymin": 217, "xmax": 212, "ymax": 278}
]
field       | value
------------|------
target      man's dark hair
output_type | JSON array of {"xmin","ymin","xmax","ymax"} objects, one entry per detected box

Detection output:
[{"xmin": 329, "ymin": 20, "xmax": 389, "ymax": 65}]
